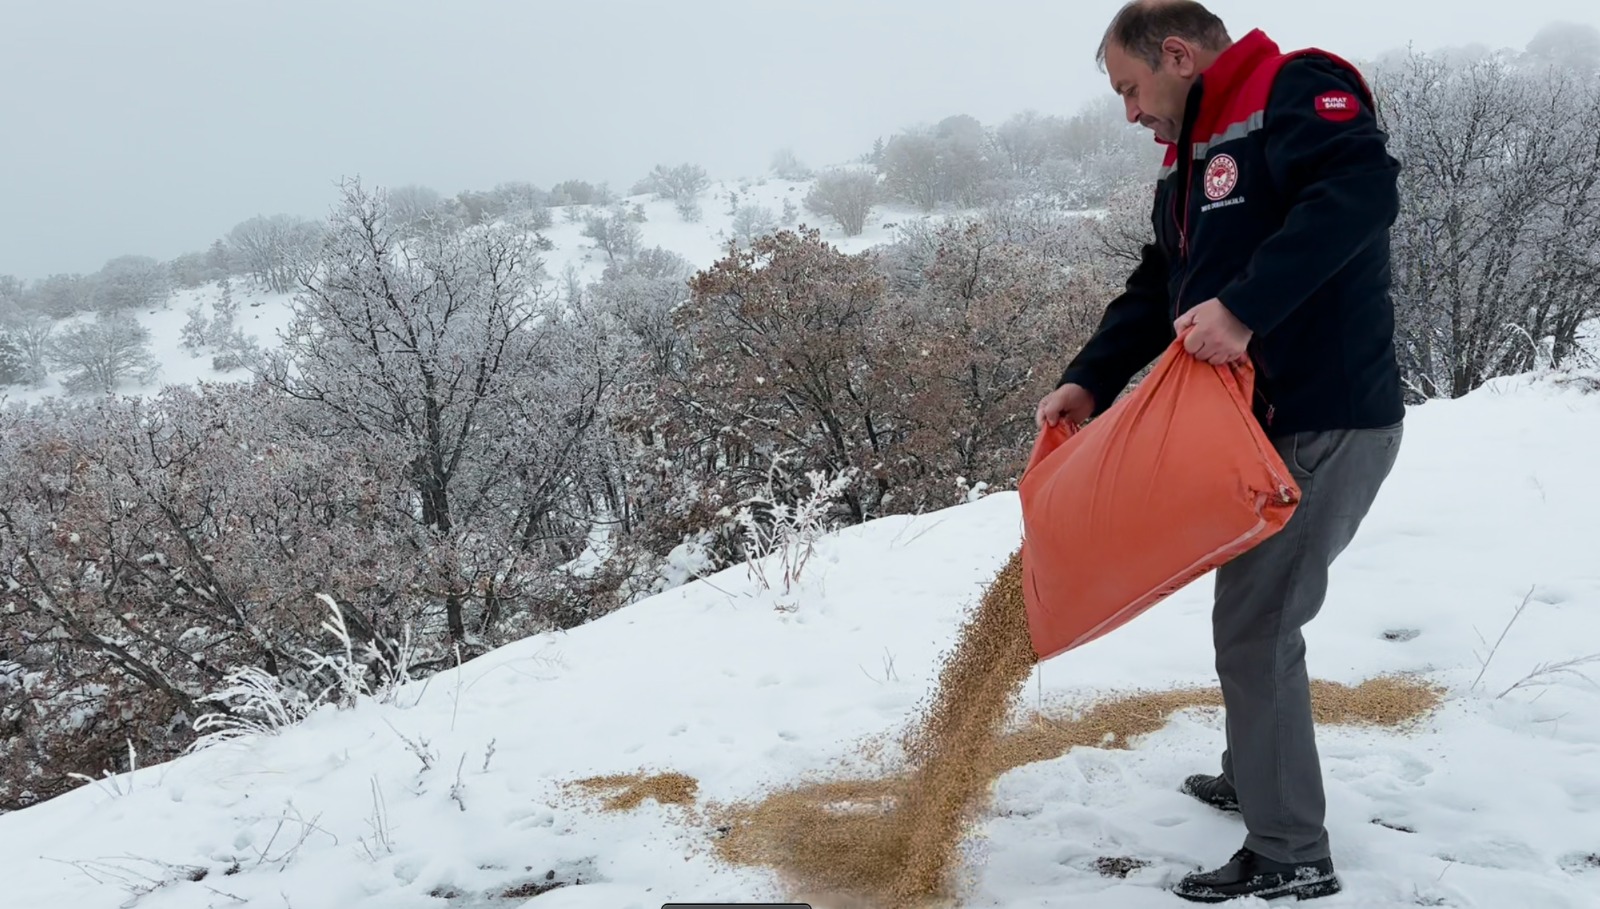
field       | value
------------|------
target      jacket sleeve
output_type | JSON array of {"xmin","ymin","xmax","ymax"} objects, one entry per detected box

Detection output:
[
  {"xmin": 1056, "ymin": 232, "xmax": 1173, "ymax": 417},
  {"xmin": 1216, "ymin": 55, "xmax": 1401, "ymax": 338}
]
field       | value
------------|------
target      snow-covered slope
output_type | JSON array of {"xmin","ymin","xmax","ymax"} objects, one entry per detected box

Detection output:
[
  {"xmin": 3, "ymin": 368, "xmax": 1598, "ymax": 907},
  {"xmin": 2, "ymin": 175, "xmax": 933, "ymax": 409},
  {"xmin": 1, "ymin": 282, "xmax": 299, "ymax": 408},
  {"xmin": 542, "ymin": 177, "xmax": 921, "ymax": 290}
]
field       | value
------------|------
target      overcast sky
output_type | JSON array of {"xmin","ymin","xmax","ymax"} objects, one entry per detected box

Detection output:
[{"xmin": 2, "ymin": 0, "xmax": 1596, "ymax": 280}]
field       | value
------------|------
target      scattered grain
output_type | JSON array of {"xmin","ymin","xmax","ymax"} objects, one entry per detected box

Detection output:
[
  {"xmin": 709, "ymin": 548, "xmax": 1444, "ymax": 907},
  {"xmin": 571, "ymin": 772, "xmax": 698, "ymax": 811}
]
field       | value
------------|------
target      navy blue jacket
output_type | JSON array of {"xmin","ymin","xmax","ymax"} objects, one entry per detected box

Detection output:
[{"xmin": 1058, "ymin": 29, "xmax": 1405, "ymax": 437}]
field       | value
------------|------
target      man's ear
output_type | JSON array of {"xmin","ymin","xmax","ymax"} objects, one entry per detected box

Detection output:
[{"xmin": 1163, "ymin": 36, "xmax": 1197, "ymax": 77}]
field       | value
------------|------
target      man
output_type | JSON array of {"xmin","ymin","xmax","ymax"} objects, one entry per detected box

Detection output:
[{"xmin": 1035, "ymin": 0, "xmax": 1405, "ymax": 902}]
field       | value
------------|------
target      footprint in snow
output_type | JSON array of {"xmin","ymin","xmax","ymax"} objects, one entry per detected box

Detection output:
[
  {"xmin": 510, "ymin": 810, "xmax": 556, "ymax": 830},
  {"xmin": 1394, "ymin": 753, "xmax": 1435, "ymax": 785},
  {"xmin": 1558, "ymin": 853, "xmax": 1600, "ymax": 874},
  {"xmin": 1562, "ymin": 779, "xmax": 1600, "ymax": 812},
  {"xmin": 1531, "ymin": 586, "xmax": 1571, "ymax": 605},
  {"xmin": 1437, "ymin": 837, "xmax": 1544, "ymax": 871},
  {"xmin": 1070, "ymin": 751, "xmax": 1128, "ymax": 788}
]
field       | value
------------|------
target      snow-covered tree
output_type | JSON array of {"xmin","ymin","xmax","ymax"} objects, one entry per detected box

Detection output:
[
  {"xmin": 1526, "ymin": 21, "xmax": 1600, "ymax": 75},
  {"xmin": 804, "ymin": 169, "xmax": 878, "ymax": 236},
  {"xmin": 582, "ymin": 208, "xmax": 643, "ymax": 263},
  {"xmin": 180, "ymin": 304, "xmax": 210, "ymax": 352},
  {"xmin": 26, "ymin": 273, "xmax": 92, "ymax": 318},
  {"xmin": 595, "ymin": 247, "xmax": 693, "ymax": 380},
  {"xmin": 386, "ymin": 184, "xmax": 457, "ymax": 237},
  {"xmin": 227, "ymin": 214, "xmax": 324, "ymax": 293},
  {"xmin": 208, "ymin": 281, "xmax": 238, "ymax": 347},
  {"xmin": 661, "ymin": 227, "xmax": 898, "ymax": 523},
  {"xmin": 731, "ymin": 204, "xmax": 779, "ymax": 246},
  {"xmin": 549, "ymin": 180, "xmax": 612, "ymax": 207},
  {"xmin": 634, "ymin": 163, "xmax": 710, "ymax": 204},
  {"xmin": 770, "ymin": 147, "xmax": 811, "ymax": 180},
  {"xmin": 0, "ymin": 385, "xmax": 425, "ymax": 810},
  {"xmin": 49, "ymin": 310, "xmax": 159, "ymax": 394},
  {"xmin": 91, "ymin": 255, "xmax": 171, "ymax": 311},
  {"xmin": 0, "ymin": 311, "xmax": 52, "ymax": 386},
  {"xmin": 262, "ymin": 179, "xmax": 628, "ymax": 644},
  {"xmin": 0, "ymin": 333, "xmax": 25, "ymax": 385},
  {"xmin": 1372, "ymin": 48, "xmax": 1600, "ymax": 397},
  {"xmin": 166, "ymin": 249, "xmax": 224, "ymax": 288},
  {"xmin": 885, "ymin": 216, "xmax": 1109, "ymax": 494}
]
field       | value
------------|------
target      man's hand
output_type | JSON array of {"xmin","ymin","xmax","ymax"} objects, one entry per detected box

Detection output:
[
  {"xmin": 1175, "ymin": 298, "xmax": 1253, "ymax": 365},
  {"xmin": 1036, "ymin": 383, "xmax": 1095, "ymax": 430}
]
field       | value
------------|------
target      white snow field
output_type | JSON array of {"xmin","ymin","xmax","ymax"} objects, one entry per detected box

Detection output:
[{"xmin": 2, "ymin": 360, "xmax": 1598, "ymax": 908}]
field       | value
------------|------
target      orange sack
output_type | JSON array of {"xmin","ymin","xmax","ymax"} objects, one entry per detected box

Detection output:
[{"xmin": 1019, "ymin": 338, "xmax": 1301, "ymax": 662}]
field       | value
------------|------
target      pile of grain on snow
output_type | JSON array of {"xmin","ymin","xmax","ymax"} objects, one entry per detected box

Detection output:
[
  {"xmin": 570, "ymin": 772, "xmax": 699, "ymax": 811},
  {"xmin": 711, "ymin": 550, "xmax": 1445, "ymax": 908},
  {"xmin": 995, "ymin": 676, "xmax": 1442, "ymax": 773},
  {"xmin": 1307, "ymin": 676, "xmax": 1443, "ymax": 727}
]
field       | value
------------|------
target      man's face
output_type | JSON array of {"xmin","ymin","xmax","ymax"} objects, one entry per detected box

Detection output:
[{"xmin": 1105, "ymin": 38, "xmax": 1199, "ymax": 143}]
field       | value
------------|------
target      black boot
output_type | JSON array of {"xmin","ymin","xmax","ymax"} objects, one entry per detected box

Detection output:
[
  {"xmin": 1181, "ymin": 773, "xmax": 1240, "ymax": 813},
  {"xmin": 1172, "ymin": 847, "xmax": 1341, "ymax": 903}
]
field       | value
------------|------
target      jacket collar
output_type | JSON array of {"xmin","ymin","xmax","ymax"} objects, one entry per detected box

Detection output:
[
  {"xmin": 1163, "ymin": 28, "xmax": 1281, "ymax": 147},
  {"xmin": 1198, "ymin": 28, "xmax": 1280, "ymax": 104}
]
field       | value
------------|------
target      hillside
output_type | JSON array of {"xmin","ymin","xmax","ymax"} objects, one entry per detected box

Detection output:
[
  {"xmin": 2, "ymin": 363, "xmax": 1597, "ymax": 907},
  {"xmin": 1, "ymin": 174, "xmax": 933, "ymax": 409}
]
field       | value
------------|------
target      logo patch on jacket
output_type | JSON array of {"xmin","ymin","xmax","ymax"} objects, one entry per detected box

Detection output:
[
  {"xmin": 1204, "ymin": 154, "xmax": 1239, "ymax": 201},
  {"xmin": 1314, "ymin": 91, "xmax": 1359, "ymax": 121}
]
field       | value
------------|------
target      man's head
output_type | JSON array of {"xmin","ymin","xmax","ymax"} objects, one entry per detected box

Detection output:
[{"xmin": 1097, "ymin": 0, "xmax": 1232, "ymax": 142}]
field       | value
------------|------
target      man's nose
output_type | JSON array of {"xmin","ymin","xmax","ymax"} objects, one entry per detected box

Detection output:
[{"xmin": 1124, "ymin": 97, "xmax": 1141, "ymax": 124}]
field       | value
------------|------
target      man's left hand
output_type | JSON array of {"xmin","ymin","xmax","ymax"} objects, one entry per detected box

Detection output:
[{"xmin": 1175, "ymin": 298, "xmax": 1253, "ymax": 365}]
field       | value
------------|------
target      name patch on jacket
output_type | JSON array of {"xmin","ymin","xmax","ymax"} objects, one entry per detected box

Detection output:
[{"xmin": 1314, "ymin": 91, "xmax": 1359, "ymax": 121}]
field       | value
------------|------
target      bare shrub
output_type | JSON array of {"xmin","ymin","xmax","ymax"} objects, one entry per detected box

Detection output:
[{"xmin": 804, "ymin": 170, "xmax": 878, "ymax": 236}]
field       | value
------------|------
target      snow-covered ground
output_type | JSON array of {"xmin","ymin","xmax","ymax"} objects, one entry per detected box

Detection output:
[
  {"xmin": 0, "ymin": 282, "xmax": 298, "ymax": 408},
  {"xmin": 2, "ymin": 362, "xmax": 1598, "ymax": 907}
]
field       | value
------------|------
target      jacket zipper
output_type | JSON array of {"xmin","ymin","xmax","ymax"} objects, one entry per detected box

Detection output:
[
  {"xmin": 1172, "ymin": 78, "xmax": 1275, "ymax": 431},
  {"xmin": 1170, "ymin": 188, "xmax": 1190, "ymax": 323},
  {"xmin": 1171, "ymin": 84, "xmax": 1202, "ymax": 323}
]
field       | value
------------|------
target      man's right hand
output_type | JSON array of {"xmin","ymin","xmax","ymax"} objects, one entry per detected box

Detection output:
[{"xmin": 1036, "ymin": 383, "xmax": 1095, "ymax": 430}]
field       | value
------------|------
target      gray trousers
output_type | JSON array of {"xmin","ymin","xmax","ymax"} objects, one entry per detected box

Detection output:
[{"xmin": 1213, "ymin": 420, "xmax": 1404, "ymax": 864}]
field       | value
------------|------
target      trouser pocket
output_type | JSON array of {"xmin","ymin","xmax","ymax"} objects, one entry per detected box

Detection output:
[{"xmin": 1287, "ymin": 422, "xmax": 1404, "ymax": 480}]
